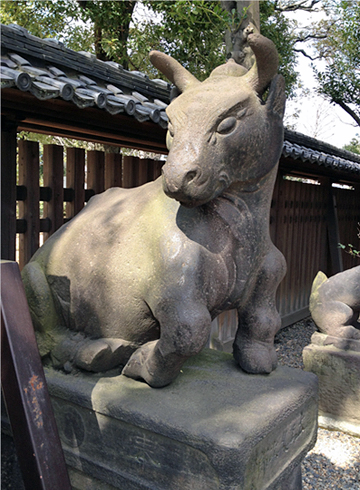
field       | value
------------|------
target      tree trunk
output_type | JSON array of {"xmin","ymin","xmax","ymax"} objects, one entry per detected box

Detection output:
[
  {"xmin": 221, "ymin": 0, "xmax": 260, "ymax": 68},
  {"xmin": 94, "ymin": 23, "xmax": 108, "ymax": 62},
  {"xmin": 77, "ymin": 0, "xmax": 136, "ymax": 68},
  {"xmin": 115, "ymin": 1, "xmax": 136, "ymax": 70}
]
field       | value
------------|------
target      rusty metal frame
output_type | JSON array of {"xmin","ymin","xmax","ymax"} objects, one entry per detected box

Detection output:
[{"xmin": 1, "ymin": 260, "xmax": 72, "ymax": 490}]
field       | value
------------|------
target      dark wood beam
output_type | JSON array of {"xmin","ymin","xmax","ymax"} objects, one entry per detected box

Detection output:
[
  {"xmin": 1, "ymin": 261, "xmax": 72, "ymax": 490},
  {"xmin": 1, "ymin": 89, "xmax": 168, "ymax": 154},
  {"xmin": 1, "ymin": 118, "xmax": 17, "ymax": 260}
]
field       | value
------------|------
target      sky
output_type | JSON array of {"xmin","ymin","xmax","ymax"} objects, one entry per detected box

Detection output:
[
  {"xmin": 282, "ymin": 8, "xmax": 359, "ymax": 149},
  {"xmin": 285, "ymin": 48, "xmax": 359, "ymax": 149}
]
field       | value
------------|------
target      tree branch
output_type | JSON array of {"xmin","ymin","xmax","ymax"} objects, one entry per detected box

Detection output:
[
  {"xmin": 274, "ymin": 0, "xmax": 321, "ymax": 12},
  {"xmin": 334, "ymin": 100, "xmax": 360, "ymax": 127},
  {"xmin": 294, "ymin": 33, "xmax": 328, "ymax": 43},
  {"xmin": 293, "ymin": 48, "xmax": 320, "ymax": 60}
]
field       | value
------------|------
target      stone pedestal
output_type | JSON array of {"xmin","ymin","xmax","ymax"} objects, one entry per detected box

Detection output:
[
  {"xmin": 46, "ymin": 349, "xmax": 318, "ymax": 490},
  {"xmin": 303, "ymin": 332, "xmax": 360, "ymax": 437}
]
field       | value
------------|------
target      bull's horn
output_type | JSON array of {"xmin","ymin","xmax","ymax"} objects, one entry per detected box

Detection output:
[
  {"xmin": 242, "ymin": 31, "xmax": 279, "ymax": 95},
  {"xmin": 149, "ymin": 50, "xmax": 200, "ymax": 93}
]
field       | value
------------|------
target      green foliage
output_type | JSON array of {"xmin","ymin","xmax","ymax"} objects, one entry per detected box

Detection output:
[
  {"xmin": 339, "ymin": 224, "xmax": 360, "ymax": 259},
  {"xmin": 313, "ymin": 0, "xmax": 360, "ymax": 126},
  {"xmin": 0, "ymin": 1, "xmax": 93, "ymax": 52},
  {"xmin": 76, "ymin": 1, "xmax": 136, "ymax": 67},
  {"xmin": 130, "ymin": 1, "xmax": 230, "ymax": 80},
  {"xmin": 1, "ymin": 0, "xmax": 299, "ymax": 90},
  {"xmin": 259, "ymin": 1, "xmax": 298, "ymax": 98},
  {"xmin": 343, "ymin": 137, "xmax": 360, "ymax": 155},
  {"xmin": 339, "ymin": 243, "xmax": 360, "ymax": 258}
]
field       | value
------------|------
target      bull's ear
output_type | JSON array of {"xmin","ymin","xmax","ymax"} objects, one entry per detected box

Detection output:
[
  {"xmin": 266, "ymin": 74, "xmax": 286, "ymax": 120},
  {"xmin": 149, "ymin": 50, "xmax": 200, "ymax": 93}
]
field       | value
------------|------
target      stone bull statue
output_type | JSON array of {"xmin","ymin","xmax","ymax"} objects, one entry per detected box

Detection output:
[
  {"xmin": 22, "ymin": 30, "xmax": 286, "ymax": 387},
  {"xmin": 310, "ymin": 266, "xmax": 360, "ymax": 343}
]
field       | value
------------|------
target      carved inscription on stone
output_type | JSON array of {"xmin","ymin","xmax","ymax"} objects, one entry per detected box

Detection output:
[
  {"xmin": 244, "ymin": 401, "xmax": 317, "ymax": 489},
  {"xmin": 52, "ymin": 398, "xmax": 219, "ymax": 490}
]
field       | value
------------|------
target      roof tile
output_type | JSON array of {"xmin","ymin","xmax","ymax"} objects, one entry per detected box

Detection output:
[
  {"xmin": 2, "ymin": 23, "xmax": 360, "ymax": 177},
  {"xmin": 1, "ymin": 23, "xmax": 169, "ymax": 128}
]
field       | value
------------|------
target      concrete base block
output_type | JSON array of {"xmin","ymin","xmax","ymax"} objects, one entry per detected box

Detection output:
[
  {"xmin": 303, "ymin": 333, "xmax": 360, "ymax": 437},
  {"xmin": 46, "ymin": 349, "xmax": 318, "ymax": 490}
]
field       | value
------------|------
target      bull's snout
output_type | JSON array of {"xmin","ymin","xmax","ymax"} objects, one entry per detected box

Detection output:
[{"xmin": 162, "ymin": 164, "xmax": 202, "ymax": 199}]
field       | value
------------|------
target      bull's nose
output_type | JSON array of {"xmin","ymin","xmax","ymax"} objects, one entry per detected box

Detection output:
[
  {"xmin": 162, "ymin": 164, "xmax": 203, "ymax": 201},
  {"xmin": 184, "ymin": 170, "xmax": 198, "ymax": 185}
]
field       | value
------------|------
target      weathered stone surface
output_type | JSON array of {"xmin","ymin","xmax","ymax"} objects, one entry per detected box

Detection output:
[
  {"xmin": 22, "ymin": 30, "xmax": 287, "ymax": 387},
  {"xmin": 303, "ymin": 333, "xmax": 360, "ymax": 437},
  {"xmin": 309, "ymin": 266, "xmax": 360, "ymax": 340},
  {"xmin": 47, "ymin": 349, "xmax": 318, "ymax": 490}
]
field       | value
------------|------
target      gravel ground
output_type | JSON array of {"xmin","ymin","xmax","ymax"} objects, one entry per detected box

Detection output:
[
  {"xmin": 2, "ymin": 318, "xmax": 359, "ymax": 489},
  {"xmin": 275, "ymin": 317, "xmax": 360, "ymax": 490}
]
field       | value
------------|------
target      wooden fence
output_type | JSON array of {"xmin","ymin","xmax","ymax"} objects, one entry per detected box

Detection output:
[
  {"xmin": 211, "ymin": 175, "xmax": 359, "ymax": 351},
  {"xmin": 16, "ymin": 141, "xmax": 164, "ymax": 269},
  {"xmin": 14, "ymin": 141, "xmax": 360, "ymax": 349}
]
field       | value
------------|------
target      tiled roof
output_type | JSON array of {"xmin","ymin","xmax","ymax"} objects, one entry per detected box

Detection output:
[
  {"xmin": 283, "ymin": 130, "xmax": 360, "ymax": 177},
  {"xmin": 1, "ymin": 23, "xmax": 170, "ymax": 128},
  {"xmin": 1, "ymin": 23, "xmax": 360, "ymax": 177}
]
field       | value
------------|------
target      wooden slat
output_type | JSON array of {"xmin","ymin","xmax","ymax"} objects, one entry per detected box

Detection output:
[
  {"xmin": 122, "ymin": 155, "xmax": 135, "ymax": 188},
  {"xmin": 137, "ymin": 158, "xmax": 150, "ymax": 186},
  {"xmin": 66, "ymin": 147, "xmax": 85, "ymax": 219},
  {"xmin": 18, "ymin": 140, "xmax": 40, "ymax": 270},
  {"xmin": 283, "ymin": 178, "xmax": 294, "ymax": 316},
  {"xmin": 273, "ymin": 174, "xmax": 287, "ymax": 316},
  {"xmin": 87, "ymin": 150, "xmax": 105, "ymax": 195},
  {"xmin": 43, "ymin": 145, "xmax": 64, "ymax": 240},
  {"xmin": 1, "ymin": 260, "xmax": 72, "ymax": 490},
  {"xmin": 104, "ymin": 153, "xmax": 122, "ymax": 189},
  {"xmin": 150, "ymin": 159, "xmax": 164, "ymax": 181},
  {"xmin": 295, "ymin": 184, "xmax": 305, "ymax": 311},
  {"xmin": 287, "ymin": 181, "xmax": 298, "ymax": 313},
  {"xmin": 335, "ymin": 185, "xmax": 360, "ymax": 270},
  {"xmin": 1, "ymin": 121, "xmax": 17, "ymax": 261},
  {"xmin": 273, "ymin": 176, "xmax": 330, "ymax": 319},
  {"xmin": 299, "ymin": 180, "xmax": 312, "ymax": 310},
  {"xmin": 326, "ymin": 182, "xmax": 344, "ymax": 275},
  {"xmin": 269, "ymin": 174, "xmax": 280, "ymax": 244}
]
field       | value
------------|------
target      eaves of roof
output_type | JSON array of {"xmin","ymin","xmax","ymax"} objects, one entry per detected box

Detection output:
[
  {"xmin": 1, "ymin": 23, "xmax": 170, "ymax": 129},
  {"xmin": 283, "ymin": 129, "xmax": 360, "ymax": 179}
]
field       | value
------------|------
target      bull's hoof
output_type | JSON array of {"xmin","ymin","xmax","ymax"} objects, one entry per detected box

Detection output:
[
  {"xmin": 233, "ymin": 340, "xmax": 277, "ymax": 374},
  {"xmin": 75, "ymin": 338, "xmax": 138, "ymax": 372},
  {"xmin": 122, "ymin": 341, "xmax": 176, "ymax": 388},
  {"xmin": 330, "ymin": 325, "xmax": 360, "ymax": 340},
  {"xmin": 51, "ymin": 336, "xmax": 138, "ymax": 373},
  {"xmin": 75, "ymin": 339, "xmax": 112, "ymax": 371}
]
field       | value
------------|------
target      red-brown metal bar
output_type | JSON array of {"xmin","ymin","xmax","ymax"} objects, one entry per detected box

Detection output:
[{"xmin": 1, "ymin": 260, "xmax": 72, "ymax": 490}]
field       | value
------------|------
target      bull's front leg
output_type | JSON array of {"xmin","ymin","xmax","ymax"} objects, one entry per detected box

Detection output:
[
  {"xmin": 233, "ymin": 245, "xmax": 286, "ymax": 374},
  {"xmin": 122, "ymin": 300, "xmax": 211, "ymax": 387}
]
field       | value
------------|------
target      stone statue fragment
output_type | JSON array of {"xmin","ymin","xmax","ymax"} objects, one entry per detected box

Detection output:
[
  {"xmin": 309, "ymin": 266, "xmax": 360, "ymax": 350},
  {"xmin": 22, "ymin": 30, "xmax": 286, "ymax": 387}
]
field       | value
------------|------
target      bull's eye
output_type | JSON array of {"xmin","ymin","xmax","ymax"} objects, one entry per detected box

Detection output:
[
  {"xmin": 217, "ymin": 116, "xmax": 237, "ymax": 135},
  {"xmin": 166, "ymin": 131, "xmax": 173, "ymax": 150},
  {"xmin": 166, "ymin": 122, "xmax": 174, "ymax": 150}
]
